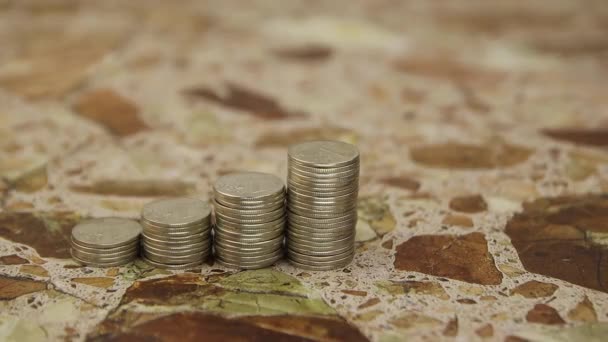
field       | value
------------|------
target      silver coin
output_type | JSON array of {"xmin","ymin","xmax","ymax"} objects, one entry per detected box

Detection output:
[
  {"xmin": 72, "ymin": 218, "xmax": 142, "ymax": 249},
  {"xmin": 142, "ymin": 255, "xmax": 204, "ymax": 269},
  {"xmin": 216, "ymin": 253, "xmax": 282, "ymax": 270},
  {"xmin": 142, "ymin": 224, "xmax": 208, "ymax": 235},
  {"xmin": 71, "ymin": 238, "xmax": 137, "ymax": 254},
  {"xmin": 287, "ymin": 242, "xmax": 353, "ymax": 256},
  {"xmin": 142, "ymin": 219, "xmax": 210, "ymax": 232},
  {"xmin": 214, "ymin": 172, "xmax": 285, "ymax": 202},
  {"xmin": 287, "ymin": 207, "xmax": 354, "ymax": 219},
  {"xmin": 142, "ymin": 197, "xmax": 211, "ymax": 228},
  {"xmin": 287, "ymin": 209, "xmax": 357, "ymax": 223},
  {"xmin": 287, "ymin": 255, "xmax": 353, "ymax": 271},
  {"xmin": 142, "ymin": 225, "xmax": 209, "ymax": 237},
  {"xmin": 287, "ymin": 224, "xmax": 354, "ymax": 237},
  {"xmin": 287, "ymin": 189, "xmax": 357, "ymax": 204},
  {"xmin": 288, "ymin": 141, "xmax": 359, "ymax": 168},
  {"xmin": 142, "ymin": 229, "xmax": 210, "ymax": 241},
  {"xmin": 71, "ymin": 249, "xmax": 137, "ymax": 264},
  {"xmin": 215, "ymin": 215, "xmax": 285, "ymax": 229},
  {"xmin": 288, "ymin": 247, "xmax": 354, "ymax": 263},
  {"xmin": 215, "ymin": 209, "xmax": 285, "ymax": 224},
  {"xmin": 288, "ymin": 172, "xmax": 359, "ymax": 186},
  {"xmin": 214, "ymin": 227, "xmax": 283, "ymax": 242},
  {"xmin": 286, "ymin": 199, "xmax": 357, "ymax": 213},
  {"xmin": 214, "ymin": 201, "xmax": 285, "ymax": 217},
  {"xmin": 71, "ymin": 253, "xmax": 135, "ymax": 268},
  {"xmin": 143, "ymin": 246, "xmax": 208, "ymax": 260},
  {"xmin": 217, "ymin": 248, "xmax": 282, "ymax": 263},
  {"xmin": 287, "ymin": 185, "xmax": 358, "ymax": 198},
  {"xmin": 214, "ymin": 236, "xmax": 283, "ymax": 250},
  {"xmin": 287, "ymin": 229, "xmax": 353, "ymax": 241},
  {"xmin": 143, "ymin": 242, "xmax": 208, "ymax": 256},
  {"xmin": 287, "ymin": 177, "xmax": 358, "ymax": 190},
  {"xmin": 287, "ymin": 232, "xmax": 354, "ymax": 246},
  {"xmin": 288, "ymin": 162, "xmax": 360, "ymax": 176},
  {"xmin": 143, "ymin": 250, "xmax": 206, "ymax": 264},
  {"xmin": 214, "ymin": 244, "xmax": 282, "ymax": 258},
  {"xmin": 71, "ymin": 245, "xmax": 137, "ymax": 259},
  {"xmin": 142, "ymin": 234, "xmax": 209, "ymax": 247}
]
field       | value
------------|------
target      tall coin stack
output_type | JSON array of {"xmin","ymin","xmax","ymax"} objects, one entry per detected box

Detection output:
[
  {"xmin": 286, "ymin": 140, "xmax": 359, "ymax": 270},
  {"xmin": 213, "ymin": 172, "xmax": 286, "ymax": 269},
  {"xmin": 71, "ymin": 218, "xmax": 141, "ymax": 267},
  {"xmin": 141, "ymin": 197, "xmax": 212, "ymax": 269}
]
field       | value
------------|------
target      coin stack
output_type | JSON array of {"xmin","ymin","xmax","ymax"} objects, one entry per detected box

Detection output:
[
  {"xmin": 71, "ymin": 217, "xmax": 141, "ymax": 267},
  {"xmin": 140, "ymin": 197, "xmax": 212, "ymax": 269},
  {"xmin": 213, "ymin": 172, "xmax": 286, "ymax": 269},
  {"xmin": 286, "ymin": 140, "xmax": 359, "ymax": 270}
]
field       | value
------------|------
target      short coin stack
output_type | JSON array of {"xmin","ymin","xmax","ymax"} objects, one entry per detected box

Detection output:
[
  {"xmin": 286, "ymin": 140, "xmax": 359, "ymax": 270},
  {"xmin": 213, "ymin": 172, "xmax": 286, "ymax": 269},
  {"xmin": 71, "ymin": 217, "xmax": 141, "ymax": 267},
  {"xmin": 141, "ymin": 197, "xmax": 212, "ymax": 269}
]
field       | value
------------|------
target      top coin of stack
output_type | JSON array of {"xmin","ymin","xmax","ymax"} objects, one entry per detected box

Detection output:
[
  {"xmin": 140, "ymin": 197, "xmax": 212, "ymax": 269},
  {"xmin": 213, "ymin": 172, "xmax": 286, "ymax": 269},
  {"xmin": 286, "ymin": 140, "xmax": 360, "ymax": 270},
  {"xmin": 71, "ymin": 217, "xmax": 141, "ymax": 267}
]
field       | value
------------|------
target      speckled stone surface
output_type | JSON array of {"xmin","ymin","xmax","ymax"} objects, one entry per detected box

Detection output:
[{"xmin": 1, "ymin": 1, "xmax": 608, "ymax": 341}]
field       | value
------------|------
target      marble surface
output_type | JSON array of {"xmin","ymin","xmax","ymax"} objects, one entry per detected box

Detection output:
[{"xmin": 1, "ymin": 0, "xmax": 608, "ymax": 341}]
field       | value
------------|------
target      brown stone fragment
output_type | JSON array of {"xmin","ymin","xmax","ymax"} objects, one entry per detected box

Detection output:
[
  {"xmin": 526, "ymin": 304, "xmax": 565, "ymax": 325},
  {"xmin": 183, "ymin": 83, "xmax": 306, "ymax": 120},
  {"xmin": 394, "ymin": 56, "xmax": 505, "ymax": 84},
  {"xmin": 121, "ymin": 274, "xmax": 208, "ymax": 305},
  {"xmin": 505, "ymin": 336, "xmax": 529, "ymax": 342},
  {"xmin": 70, "ymin": 179, "xmax": 195, "ymax": 197},
  {"xmin": 274, "ymin": 45, "xmax": 333, "ymax": 62},
  {"xmin": 410, "ymin": 142, "xmax": 532, "ymax": 169},
  {"xmin": 389, "ymin": 313, "xmax": 442, "ymax": 330},
  {"xmin": 394, "ymin": 233, "xmax": 503, "ymax": 285},
  {"xmin": 73, "ymin": 89, "xmax": 146, "ymax": 136},
  {"xmin": 456, "ymin": 298, "xmax": 477, "ymax": 304},
  {"xmin": 510, "ymin": 280, "xmax": 558, "ymax": 298},
  {"xmin": 0, "ymin": 211, "xmax": 79, "ymax": 258},
  {"xmin": 449, "ymin": 195, "xmax": 488, "ymax": 213},
  {"xmin": 381, "ymin": 239, "xmax": 394, "ymax": 250},
  {"xmin": 19, "ymin": 265, "xmax": 49, "ymax": 278},
  {"xmin": 505, "ymin": 195, "xmax": 608, "ymax": 293},
  {"xmin": 341, "ymin": 290, "xmax": 368, "ymax": 297},
  {"xmin": 0, "ymin": 275, "xmax": 46, "ymax": 299},
  {"xmin": 543, "ymin": 128, "xmax": 608, "ymax": 147},
  {"xmin": 0, "ymin": 33, "xmax": 122, "ymax": 99},
  {"xmin": 475, "ymin": 324, "xmax": 494, "ymax": 338},
  {"xmin": 72, "ymin": 277, "xmax": 115, "ymax": 289},
  {"xmin": 91, "ymin": 312, "xmax": 368, "ymax": 342},
  {"xmin": 255, "ymin": 126, "xmax": 355, "ymax": 148},
  {"xmin": 357, "ymin": 298, "xmax": 381, "ymax": 309},
  {"xmin": 567, "ymin": 296, "xmax": 598, "ymax": 322},
  {"xmin": 0, "ymin": 254, "xmax": 28, "ymax": 265},
  {"xmin": 442, "ymin": 317, "xmax": 458, "ymax": 337},
  {"xmin": 442, "ymin": 214, "xmax": 474, "ymax": 228},
  {"xmin": 13, "ymin": 166, "xmax": 48, "ymax": 193},
  {"xmin": 381, "ymin": 176, "xmax": 421, "ymax": 191}
]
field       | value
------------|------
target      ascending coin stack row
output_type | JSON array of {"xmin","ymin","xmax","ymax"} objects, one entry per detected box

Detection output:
[
  {"xmin": 140, "ymin": 198, "xmax": 212, "ymax": 269},
  {"xmin": 213, "ymin": 172, "xmax": 286, "ymax": 269},
  {"xmin": 286, "ymin": 141, "xmax": 360, "ymax": 270},
  {"xmin": 71, "ymin": 218, "xmax": 141, "ymax": 267}
]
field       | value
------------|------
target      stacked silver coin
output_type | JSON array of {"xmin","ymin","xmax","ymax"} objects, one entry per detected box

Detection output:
[
  {"xmin": 140, "ymin": 197, "xmax": 212, "ymax": 269},
  {"xmin": 71, "ymin": 217, "xmax": 141, "ymax": 267},
  {"xmin": 286, "ymin": 140, "xmax": 359, "ymax": 270},
  {"xmin": 213, "ymin": 172, "xmax": 286, "ymax": 269}
]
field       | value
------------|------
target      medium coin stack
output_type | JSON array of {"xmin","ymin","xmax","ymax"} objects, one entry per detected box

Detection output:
[
  {"xmin": 140, "ymin": 197, "xmax": 212, "ymax": 269},
  {"xmin": 213, "ymin": 172, "xmax": 286, "ymax": 269},
  {"xmin": 286, "ymin": 140, "xmax": 360, "ymax": 270},
  {"xmin": 71, "ymin": 217, "xmax": 141, "ymax": 267}
]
